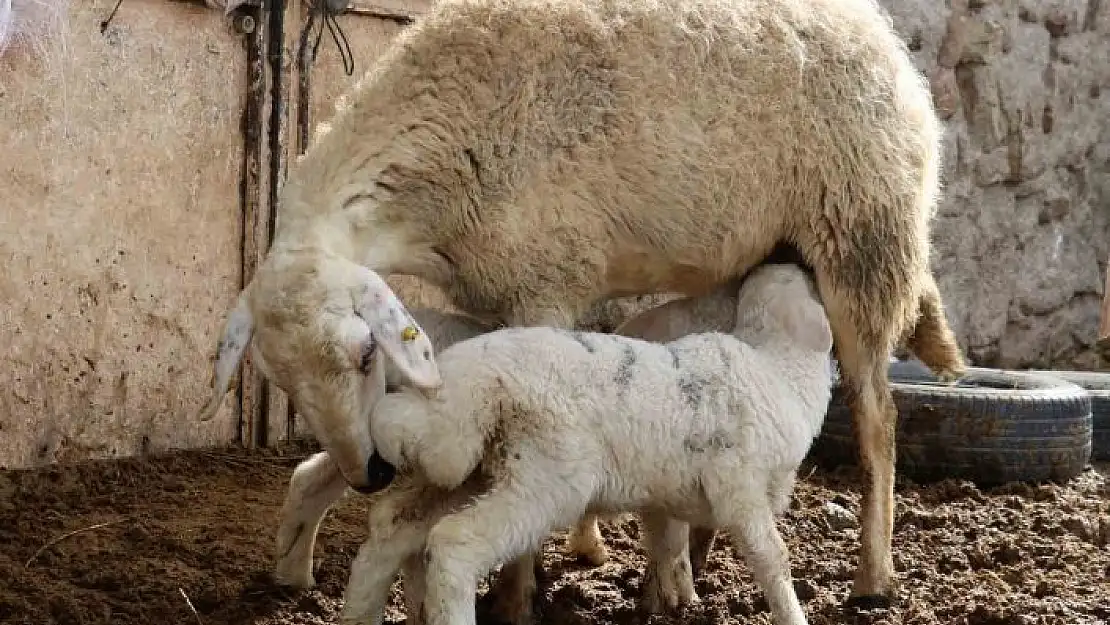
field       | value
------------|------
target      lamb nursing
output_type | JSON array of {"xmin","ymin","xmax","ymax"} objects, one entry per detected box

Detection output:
[
  {"xmin": 199, "ymin": 0, "xmax": 969, "ymax": 610},
  {"xmin": 338, "ymin": 263, "xmax": 834, "ymax": 625}
]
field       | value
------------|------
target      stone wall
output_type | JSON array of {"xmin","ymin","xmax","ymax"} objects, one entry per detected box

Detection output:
[{"xmin": 882, "ymin": 0, "xmax": 1109, "ymax": 369}]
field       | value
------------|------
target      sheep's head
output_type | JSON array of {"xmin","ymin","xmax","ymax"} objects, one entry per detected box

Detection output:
[
  {"xmin": 195, "ymin": 250, "xmax": 442, "ymax": 492},
  {"xmin": 732, "ymin": 264, "xmax": 833, "ymax": 355}
]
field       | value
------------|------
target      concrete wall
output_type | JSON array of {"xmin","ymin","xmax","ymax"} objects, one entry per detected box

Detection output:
[
  {"xmin": 882, "ymin": 0, "xmax": 1109, "ymax": 369},
  {"xmin": 0, "ymin": 0, "xmax": 246, "ymax": 468}
]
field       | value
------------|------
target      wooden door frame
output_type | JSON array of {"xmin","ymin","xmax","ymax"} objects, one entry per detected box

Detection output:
[
  {"xmin": 235, "ymin": 0, "xmax": 426, "ymax": 447},
  {"xmin": 1099, "ymin": 255, "xmax": 1110, "ymax": 352}
]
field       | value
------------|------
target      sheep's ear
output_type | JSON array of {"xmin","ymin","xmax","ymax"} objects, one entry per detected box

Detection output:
[
  {"xmin": 222, "ymin": 0, "xmax": 251, "ymax": 15},
  {"xmin": 196, "ymin": 292, "xmax": 255, "ymax": 421},
  {"xmin": 354, "ymin": 269, "xmax": 442, "ymax": 390},
  {"xmin": 779, "ymin": 298, "xmax": 833, "ymax": 354}
]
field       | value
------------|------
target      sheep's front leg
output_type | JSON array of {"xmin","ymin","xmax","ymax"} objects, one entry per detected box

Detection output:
[
  {"xmin": 640, "ymin": 510, "xmax": 699, "ymax": 614},
  {"xmin": 339, "ymin": 480, "xmax": 442, "ymax": 625},
  {"xmin": 488, "ymin": 555, "xmax": 542, "ymax": 625},
  {"xmin": 274, "ymin": 451, "xmax": 349, "ymax": 588},
  {"xmin": 402, "ymin": 553, "xmax": 429, "ymax": 625},
  {"xmin": 423, "ymin": 487, "xmax": 558, "ymax": 625}
]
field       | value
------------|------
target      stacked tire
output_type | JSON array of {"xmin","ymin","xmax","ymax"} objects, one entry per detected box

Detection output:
[
  {"xmin": 1027, "ymin": 370, "xmax": 1110, "ymax": 462},
  {"xmin": 810, "ymin": 360, "xmax": 1097, "ymax": 486}
]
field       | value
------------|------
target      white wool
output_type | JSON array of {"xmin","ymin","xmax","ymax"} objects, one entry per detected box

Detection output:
[{"xmin": 341, "ymin": 264, "xmax": 833, "ymax": 625}]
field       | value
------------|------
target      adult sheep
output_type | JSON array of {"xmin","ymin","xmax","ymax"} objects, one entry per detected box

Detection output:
[{"xmin": 196, "ymin": 0, "xmax": 966, "ymax": 614}]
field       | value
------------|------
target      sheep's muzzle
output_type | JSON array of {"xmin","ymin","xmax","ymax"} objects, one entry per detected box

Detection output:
[{"xmin": 352, "ymin": 451, "xmax": 397, "ymax": 494}]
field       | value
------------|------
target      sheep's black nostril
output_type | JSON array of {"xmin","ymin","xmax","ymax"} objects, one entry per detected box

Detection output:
[{"xmin": 353, "ymin": 451, "xmax": 396, "ymax": 494}]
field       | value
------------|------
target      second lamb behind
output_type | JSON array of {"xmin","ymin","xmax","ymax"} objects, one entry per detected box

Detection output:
[{"xmin": 344, "ymin": 263, "xmax": 836, "ymax": 625}]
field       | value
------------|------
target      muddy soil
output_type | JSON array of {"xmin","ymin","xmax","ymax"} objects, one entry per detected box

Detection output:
[{"xmin": 1, "ymin": 443, "xmax": 1107, "ymax": 625}]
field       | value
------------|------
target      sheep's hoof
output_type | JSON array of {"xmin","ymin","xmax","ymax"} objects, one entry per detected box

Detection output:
[
  {"xmin": 843, "ymin": 592, "xmax": 896, "ymax": 611},
  {"xmin": 568, "ymin": 542, "xmax": 609, "ymax": 567},
  {"xmin": 932, "ymin": 368, "xmax": 964, "ymax": 385},
  {"xmin": 272, "ymin": 566, "xmax": 316, "ymax": 590},
  {"xmin": 484, "ymin": 576, "xmax": 538, "ymax": 625}
]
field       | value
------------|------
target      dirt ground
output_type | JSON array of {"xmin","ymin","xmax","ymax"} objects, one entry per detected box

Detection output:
[{"xmin": 1, "ymin": 442, "xmax": 1107, "ymax": 625}]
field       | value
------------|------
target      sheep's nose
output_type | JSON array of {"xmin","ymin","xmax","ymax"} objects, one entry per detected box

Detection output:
[{"xmin": 352, "ymin": 451, "xmax": 396, "ymax": 494}]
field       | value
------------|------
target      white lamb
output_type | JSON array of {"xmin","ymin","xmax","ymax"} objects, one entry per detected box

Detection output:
[{"xmin": 339, "ymin": 262, "xmax": 835, "ymax": 625}]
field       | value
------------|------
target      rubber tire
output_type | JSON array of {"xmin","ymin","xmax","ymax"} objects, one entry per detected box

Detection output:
[
  {"xmin": 1027, "ymin": 370, "xmax": 1110, "ymax": 462},
  {"xmin": 811, "ymin": 360, "xmax": 1093, "ymax": 486}
]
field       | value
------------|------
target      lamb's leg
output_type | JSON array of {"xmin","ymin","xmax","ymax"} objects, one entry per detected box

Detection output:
[
  {"xmin": 567, "ymin": 515, "xmax": 609, "ymax": 566},
  {"xmin": 485, "ymin": 304, "xmax": 580, "ymax": 625},
  {"xmin": 817, "ymin": 282, "xmax": 900, "ymax": 607},
  {"xmin": 339, "ymin": 480, "xmax": 436, "ymax": 625},
  {"xmin": 687, "ymin": 525, "xmax": 717, "ymax": 579},
  {"xmin": 768, "ymin": 469, "xmax": 797, "ymax": 518},
  {"xmin": 640, "ymin": 511, "xmax": 699, "ymax": 614},
  {"xmin": 723, "ymin": 498, "xmax": 808, "ymax": 625},
  {"xmin": 423, "ymin": 486, "xmax": 561, "ymax": 625},
  {"xmin": 274, "ymin": 451, "xmax": 349, "ymax": 588}
]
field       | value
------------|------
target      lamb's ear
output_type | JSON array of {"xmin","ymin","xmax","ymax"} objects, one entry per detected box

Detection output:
[
  {"xmin": 196, "ymin": 292, "xmax": 254, "ymax": 422},
  {"xmin": 354, "ymin": 269, "xmax": 442, "ymax": 390},
  {"xmin": 779, "ymin": 297, "xmax": 833, "ymax": 354}
]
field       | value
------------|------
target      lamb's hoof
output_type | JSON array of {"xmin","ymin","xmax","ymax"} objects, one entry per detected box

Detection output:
[
  {"xmin": 641, "ymin": 566, "xmax": 699, "ymax": 614},
  {"xmin": 566, "ymin": 525, "xmax": 610, "ymax": 567},
  {"xmin": 843, "ymin": 593, "xmax": 896, "ymax": 612}
]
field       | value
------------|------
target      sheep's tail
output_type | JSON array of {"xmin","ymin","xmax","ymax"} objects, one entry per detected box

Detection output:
[{"xmin": 902, "ymin": 273, "xmax": 967, "ymax": 383}]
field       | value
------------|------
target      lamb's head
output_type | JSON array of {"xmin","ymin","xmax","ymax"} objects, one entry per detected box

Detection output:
[
  {"xmin": 732, "ymin": 263, "xmax": 833, "ymax": 355},
  {"xmin": 195, "ymin": 249, "xmax": 442, "ymax": 492}
]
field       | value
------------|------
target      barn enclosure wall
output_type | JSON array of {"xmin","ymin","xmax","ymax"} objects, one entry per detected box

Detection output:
[{"xmin": 0, "ymin": 0, "xmax": 251, "ymax": 469}]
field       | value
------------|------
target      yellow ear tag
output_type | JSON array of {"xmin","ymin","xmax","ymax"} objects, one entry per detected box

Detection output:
[{"xmin": 401, "ymin": 326, "xmax": 420, "ymax": 342}]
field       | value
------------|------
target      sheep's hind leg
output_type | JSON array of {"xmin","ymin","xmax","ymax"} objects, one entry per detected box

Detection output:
[
  {"xmin": 640, "ymin": 510, "xmax": 699, "ymax": 614},
  {"xmin": 567, "ymin": 514, "xmax": 609, "ymax": 566},
  {"xmin": 423, "ymin": 486, "xmax": 562, "ymax": 625},
  {"xmin": 902, "ymin": 273, "xmax": 967, "ymax": 383},
  {"xmin": 274, "ymin": 451, "xmax": 348, "ymax": 588},
  {"xmin": 816, "ymin": 280, "xmax": 900, "ymax": 608}
]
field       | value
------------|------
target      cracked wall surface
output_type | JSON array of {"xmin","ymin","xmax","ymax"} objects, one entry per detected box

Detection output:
[{"xmin": 884, "ymin": 0, "xmax": 1109, "ymax": 369}]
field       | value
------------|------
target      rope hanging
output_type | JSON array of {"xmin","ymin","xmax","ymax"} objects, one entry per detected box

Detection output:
[{"xmin": 298, "ymin": 0, "xmax": 354, "ymax": 77}]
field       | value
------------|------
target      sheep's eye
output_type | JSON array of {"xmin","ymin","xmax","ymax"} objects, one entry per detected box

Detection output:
[
  {"xmin": 423, "ymin": 349, "xmax": 430, "ymax": 361},
  {"xmin": 360, "ymin": 340, "xmax": 377, "ymax": 374}
]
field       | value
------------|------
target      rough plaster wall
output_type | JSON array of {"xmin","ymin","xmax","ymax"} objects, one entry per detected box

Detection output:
[
  {"xmin": 882, "ymin": 0, "xmax": 1109, "ymax": 369},
  {"xmin": 0, "ymin": 0, "xmax": 246, "ymax": 468}
]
